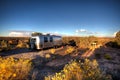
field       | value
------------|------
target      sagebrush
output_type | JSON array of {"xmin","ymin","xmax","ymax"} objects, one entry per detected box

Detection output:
[
  {"xmin": 45, "ymin": 59, "xmax": 112, "ymax": 80},
  {"xmin": 0, "ymin": 57, "xmax": 32, "ymax": 80}
]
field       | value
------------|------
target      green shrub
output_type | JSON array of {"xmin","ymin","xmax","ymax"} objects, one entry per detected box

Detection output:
[
  {"xmin": 115, "ymin": 31, "xmax": 120, "ymax": 45},
  {"xmin": 95, "ymin": 53, "xmax": 101, "ymax": 59},
  {"xmin": 104, "ymin": 54, "xmax": 112, "ymax": 60}
]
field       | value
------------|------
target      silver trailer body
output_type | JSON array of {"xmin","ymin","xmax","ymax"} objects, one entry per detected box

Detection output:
[{"xmin": 29, "ymin": 35, "xmax": 62, "ymax": 49}]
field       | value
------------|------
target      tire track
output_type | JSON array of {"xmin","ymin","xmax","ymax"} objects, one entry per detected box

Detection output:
[{"xmin": 81, "ymin": 49, "xmax": 95, "ymax": 58}]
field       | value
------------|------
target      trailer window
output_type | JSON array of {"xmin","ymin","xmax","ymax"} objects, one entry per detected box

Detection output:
[
  {"xmin": 44, "ymin": 37, "xmax": 48, "ymax": 42},
  {"xmin": 50, "ymin": 37, "xmax": 53, "ymax": 42},
  {"xmin": 30, "ymin": 38, "xmax": 36, "ymax": 42}
]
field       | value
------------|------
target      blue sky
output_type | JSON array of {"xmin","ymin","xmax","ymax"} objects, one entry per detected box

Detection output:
[{"xmin": 0, "ymin": 0, "xmax": 120, "ymax": 37}]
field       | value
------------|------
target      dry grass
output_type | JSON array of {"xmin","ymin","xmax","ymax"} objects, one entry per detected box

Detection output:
[
  {"xmin": 62, "ymin": 37, "xmax": 114, "ymax": 49},
  {"xmin": 45, "ymin": 53, "xmax": 51, "ymax": 58},
  {"xmin": 65, "ymin": 46, "xmax": 75, "ymax": 54},
  {"xmin": 45, "ymin": 59, "xmax": 112, "ymax": 80},
  {"xmin": 0, "ymin": 40, "xmax": 11, "ymax": 51},
  {"xmin": 0, "ymin": 57, "xmax": 32, "ymax": 80},
  {"xmin": 16, "ymin": 40, "xmax": 29, "ymax": 48},
  {"xmin": 49, "ymin": 48, "xmax": 56, "ymax": 54}
]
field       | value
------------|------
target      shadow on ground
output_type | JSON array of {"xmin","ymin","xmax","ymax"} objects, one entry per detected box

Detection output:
[
  {"xmin": 0, "ymin": 48, "xmax": 38, "ymax": 57},
  {"xmin": 93, "ymin": 46, "xmax": 120, "ymax": 80},
  {"xmin": 0, "ymin": 47, "xmax": 56, "ymax": 57},
  {"xmin": 28, "ymin": 47, "xmax": 90, "ymax": 80},
  {"xmin": 29, "ymin": 54, "xmax": 73, "ymax": 80}
]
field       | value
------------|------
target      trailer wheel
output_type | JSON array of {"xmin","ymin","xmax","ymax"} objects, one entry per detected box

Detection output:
[
  {"xmin": 54, "ymin": 45, "xmax": 57, "ymax": 49},
  {"xmin": 30, "ymin": 43, "xmax": 36, "ymax": 50}
]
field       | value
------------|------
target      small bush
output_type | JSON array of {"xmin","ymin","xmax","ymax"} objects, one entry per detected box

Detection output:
[
  {"xmin": 45, "ymin": 60, "xmax": 82, "ymax": 80},
  {"xmin": 0, "ymin": 40, "xmax": 7, "ymax": 48},
  {"xmin": 0, "ymin": 57, "xmax": 32, "ymax": 80},
  {"xmin": 49, "ymin": 48, "xmax": 56, "ymax": 54},
  {"xmin": 115, "ymin": 31, "xmax": 120, "ymax": 46},
  {"xmin": 0, "ymin": 40, "xmax": 10, "ymax": 51},
  {"xmin": 65, "ymin": 46, "xmax": 75, "ymax": 54},
  {"xmin": 105, "ymin": 41, "xmax": 120, "ymax": 48},
  {"xmin": 104, "ymin": 54, "xmax": 112, "ymax": 60},
  {"xmin": 95, "ymin": 53, "xmax": 101, "ymax": 59},
  {"xmin": 0, "ymin": 49, "xmax": 2, "ymax": 51},
  {"xmin": 45, "ymin": 59, "xmax": 111, "ymax": 80},
  {"xmin": 45, "ymin": 53, "xmax": 51, "ymax": 58},
  {"xmin": 16, "ymin": 40, "xmax": 29, "ymax": 48}
]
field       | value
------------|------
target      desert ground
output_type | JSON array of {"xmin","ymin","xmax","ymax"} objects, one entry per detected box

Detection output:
[
  {"xmin": 0, "ymin": 36, "xmax": 120, "ymax": 80},
  {"xmin": 0, "ymin": 44, "xmax": 120, "ymax": 80}
]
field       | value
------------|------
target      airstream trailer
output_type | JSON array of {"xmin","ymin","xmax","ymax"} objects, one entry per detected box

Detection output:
[{"xmin": 29, "ymin": 34, "xmax": 62, "ymax": 50}]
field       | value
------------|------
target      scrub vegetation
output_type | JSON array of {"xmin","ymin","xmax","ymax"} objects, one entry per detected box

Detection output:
[
  {"xmin": 0, "ymin": 57, "xmax": 32, "ymax": 80},
  {"xmin": 0, "ymin": 37, "xmax": 29, "ymax": 51},
  {"xmin": 0, "ymin": 31, "xmax": 120, "ymax": 80},
  {"xmin": 45, "ymin": 59, "xmax": 111, "ymax": 80}
]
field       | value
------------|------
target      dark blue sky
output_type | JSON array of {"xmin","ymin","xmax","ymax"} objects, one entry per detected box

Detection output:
[{"xmin": 0, "ymin": 0, "xmax": 120, "ymax": 37}]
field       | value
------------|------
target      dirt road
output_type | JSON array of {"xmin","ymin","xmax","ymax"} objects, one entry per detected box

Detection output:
[
  {"xmin": 0, "ymin": 47, "xmax": 65, "ymax": 58},
  {"xmin": 81, "ymin": 49, "xmax": 95, "ymax": 58},
  {"xmin": 0, "ymin": 47, "xmax": 70, "ymax": 80}
]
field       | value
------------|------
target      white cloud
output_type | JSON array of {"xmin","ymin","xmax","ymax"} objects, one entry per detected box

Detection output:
[
  {"xmin": 75, "ymin": 30, "xmax": 79, "ymax": 33},
  {"xmin": 75, "ymin": 29, "xmax": 87, "ymax": 33},
  {"xmin": 87, "ymin": 32, "xmax": 94, "ymax": 34},
  {"xmin": 87, "ymin": 32, "xmax": 100, "ymax": 35},
  {"xmin": 54, "ymin": 31, "xmax": 59, "ymax": 35},
  {"xmin": 75, "ymin": 29, "xmax": 102, "ymax": 37},
  {"xmin": 95, "ymin": 32, "xmax": 99, "ymax": 34},
  {"xmin": 113, "ymin": 31, "xmax": 118, "ymax": 37},
  {"xmin": 9, "ymin": 31, "xmax": 32, "ymax": 37}
]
